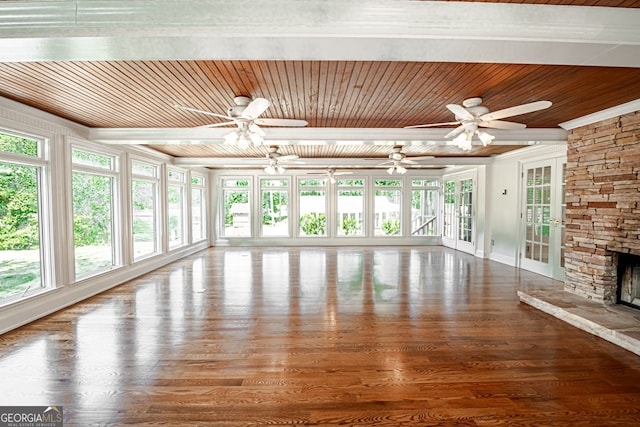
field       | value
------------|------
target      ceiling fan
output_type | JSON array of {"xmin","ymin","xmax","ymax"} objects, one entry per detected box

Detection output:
[
  {"xmin": 378, "ymin": 146, "xmax": 435, "ymax": 175},
  {"xmin": 307, "ymin": 168, "xmax": 353, "ymax": 184},
  {"xmin": 405, "ymin": 97, "xmax": 552, "ymax": 151},
  {"xmin": 175, "ymin": 96, "xmax": 308, "ymax": 148},
  {"xmin": 262, "ymin": 146, "xmax": 304, "ymax": 174}
]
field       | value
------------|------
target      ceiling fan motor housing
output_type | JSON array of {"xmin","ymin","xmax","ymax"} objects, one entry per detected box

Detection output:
[
  {"xmin": 227, "ymin": 95, "xmax": 252, "ymax": 118},
  {"xmin": 461, "ymin": 97, "xmax": 488, "ymax": 120}
]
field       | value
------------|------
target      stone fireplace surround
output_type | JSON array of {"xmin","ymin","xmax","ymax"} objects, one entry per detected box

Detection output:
[
  {"xmin": 519, "ymin": 109, "xmax": 640, "ymax": 356},
  {"xmin": 564, "ymin": 110, "xmax": 640, "ymax": 303}
]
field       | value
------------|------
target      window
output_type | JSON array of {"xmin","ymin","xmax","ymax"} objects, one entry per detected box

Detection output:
[
  {"xmin": 336, "ymin": 179, "xmax": 365, "ymax": 237},
  {"xmin": 261, "ymin": 178, "xmax": 289, "ymax": 237},
  {"xmin": 411, "ymin": 178, "xmax": 439, "ymax": 236},
  {"xmin": 167, "ymin": 169, "xmax": 186, "ymax": 249},
  {"xmin": 0, "ymin": 130, "xmax": 49, "ymax": 301},
  {"xmin": 131, "ymin": 160, "xmax": 159, "ymax": 260},
  {"xmin": 72, "ymin": 147, "xmax": 119, "ymax": 279},
  {"xmin": 222, "ymin": 178, "xmax": 251, "ymax": 237},
  {"xmin": 298, "ymin": 178, "xmax": 326, "ymax": 237},
  {"xmin": 191, "ymin": 174, "xmax": 206, "ymax": 242},
  {"xmin": 374, "ymin": 179, "xmax": 402, "ymax": 236}
]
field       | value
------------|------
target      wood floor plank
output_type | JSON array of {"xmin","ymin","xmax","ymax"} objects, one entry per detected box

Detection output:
[{"xmin": 1, "ymin": 246, "xmax": 640, "ymax": 426}]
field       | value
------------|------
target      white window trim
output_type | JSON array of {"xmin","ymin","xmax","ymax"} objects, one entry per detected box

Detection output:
[
  {"xmin": 69, "ymin": 141, "xmax": 122, "ymax": 282},
  {"xmin": 0, "ymin": 129, "xmax": 53, "ymax": 305}
]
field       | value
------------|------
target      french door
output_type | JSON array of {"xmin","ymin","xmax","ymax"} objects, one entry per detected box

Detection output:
[
  {"xmin": 520, "ymin": 158, "xmax": 566, "ymax": 280},
  {"xmin": 442, "ymin": 172, "xmax": 476, "ymax": 255}
]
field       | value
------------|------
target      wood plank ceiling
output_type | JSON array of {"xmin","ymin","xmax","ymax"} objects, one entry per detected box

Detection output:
[{"xmin": 0, "ymin": 0, "xmax": 639, "ymax": 167}]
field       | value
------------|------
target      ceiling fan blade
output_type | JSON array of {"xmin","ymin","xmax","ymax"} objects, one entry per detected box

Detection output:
[
  {"xmin": 479, "ymin": 120, "xmax": 526, "ymax": 130},
  {"xmin": 196, "ymin": 121, "xmax": 237, "ymax": 128},
  {"xmin": 446, "ymin": 104, "xmax": 474, "ymax": 121},
  {"xmin": 254, "ymin": 118, "xmax": 308, "ymax": 127},
  {"xmin": 404, "ymin": 121, "xmax": 460, "ymax": 129},
  {"xmin": 480, "ymin": 100, "xmax": 552, "ymax": 122},
  {"xmin": 278, "ymin": 154, "xmax": 300, "ymax": 161},
  {"xmin": 248, "ymin": 123, "xmax": 266, "ymax": 136},
  {"xmin": 241, "ymin": 98, "xmax": 270, "ymax": 120},
  {"xmin": 333, "ymin": 171, "xmax": 353, "ymax": 176},
  {"xmin": 174, "ymin": 105, "xmax": 232, "ymax": 120},
  {"xmin": 444, "ymin": 124, "xmax": 466, "ymax": 139},
  {"xmin": 406, "ymin": 156, "xmax": 435, "ymax": 161},
  {"xmin": 401, "ymin": 159, "xmax": 418, "ymax": 165}
]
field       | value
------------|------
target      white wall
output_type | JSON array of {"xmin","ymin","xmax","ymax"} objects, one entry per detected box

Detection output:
[{"xmin": 487, "ymin": 144, "xmax": 567, "ymax": 267}]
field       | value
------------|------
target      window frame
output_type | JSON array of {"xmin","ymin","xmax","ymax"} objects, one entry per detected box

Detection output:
[
  {"xmin": 167, "ymin": 167, "xmax": 187, "ymax": 250},
  {"xmin": 259, "ymin": 177, "xmax": 291, "ymax": 238},
  {"xmin": 221, "ymin": 176, "xmax": 253, "ymax": 238},
  {"xmin": 297, "ymin": 177, "xmax": 328, "ymax": 238},
  {"xmin": 373, "ymin": 178, "xmax": 403, "ymax": 237},
  {"xmin": 0, "ymin": 128, "xmax": 52, "ymax": 304},
  {"xmin": 335, "ymin": 177, "xmax": 366, "ymax": 238},
  {"xmin": 190, "ymin": 172, "xmax": 207, "ymax": 243},
  {"xmin": 70, "ymin": 143, "xmax": 121, "ymax": 282},
  {"xmin": 130, "ymin": 158, "xmax": 161, "ymax": 261},
  {"xmin": 410, "ymin": 178, "xmax": 441, "ymax": 237}
]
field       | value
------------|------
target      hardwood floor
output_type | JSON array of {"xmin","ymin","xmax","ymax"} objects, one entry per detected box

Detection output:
[{"xmin": 2, "ymin": 246, "xmax": 640, "ymax": 426}]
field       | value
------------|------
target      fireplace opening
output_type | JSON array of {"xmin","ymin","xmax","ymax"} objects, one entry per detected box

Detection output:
[{"xmin": 616, "ymin": 253, "xmax": 640, "ymax": 309}]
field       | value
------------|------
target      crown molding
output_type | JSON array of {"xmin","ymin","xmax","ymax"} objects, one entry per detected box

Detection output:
[{"xmin": 559, "ymin": 99, "xmax": 640, "ymax": 130}]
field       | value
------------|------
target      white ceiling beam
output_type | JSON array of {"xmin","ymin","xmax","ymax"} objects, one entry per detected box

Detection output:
[
  {"xmin": 88, "ymin": 127, "xmax": 567, "ymax": 146},
  {"xmin": 173, "ymin": 156, "xmax": 493, "ymax": 168},
  {"xmin": 0, "ymin": 1, "xmax": 639, "ymax": 67}
]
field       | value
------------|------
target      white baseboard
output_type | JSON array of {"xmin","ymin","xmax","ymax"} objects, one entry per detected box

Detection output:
[{"xmin": 489, "ymin": 252, "xmax": 516, "ymax": 267}]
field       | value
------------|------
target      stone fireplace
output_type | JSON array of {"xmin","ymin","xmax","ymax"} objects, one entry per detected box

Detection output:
[{"xmin": 564, "ymin": 110, "xmax": 640, "ymax": 304}]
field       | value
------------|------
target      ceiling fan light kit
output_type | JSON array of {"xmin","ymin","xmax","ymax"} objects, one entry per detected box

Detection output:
[
  {"xmin": 307, "ymin": 168, "xmax": 353, "ymax": 184},
  {"xmin": 264, "ymin": 163, "xmax": 285, "ymax": 175},
  {"xmin": 387, "ymin": 161, "xmax": 407, "ymax": 175},
  {"xmin": 261, "ymin": 147, "xmax": 303, "ymax": 175},
  {"xmin": 223, "ymin": 126, "xmax": 264, "ymax": 149},
  {"xmin": 379, "ymin": 146, "xmax": 433, "ymax": 173}
]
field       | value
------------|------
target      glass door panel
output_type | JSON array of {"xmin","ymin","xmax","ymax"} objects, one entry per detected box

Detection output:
[
  {"xmin": 520, "ymin": 158, "xmax": 565, "ymax": 279},
  {"xmin": 442, "ymin": 172, "xmax": 475, "ymax": 255}
]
